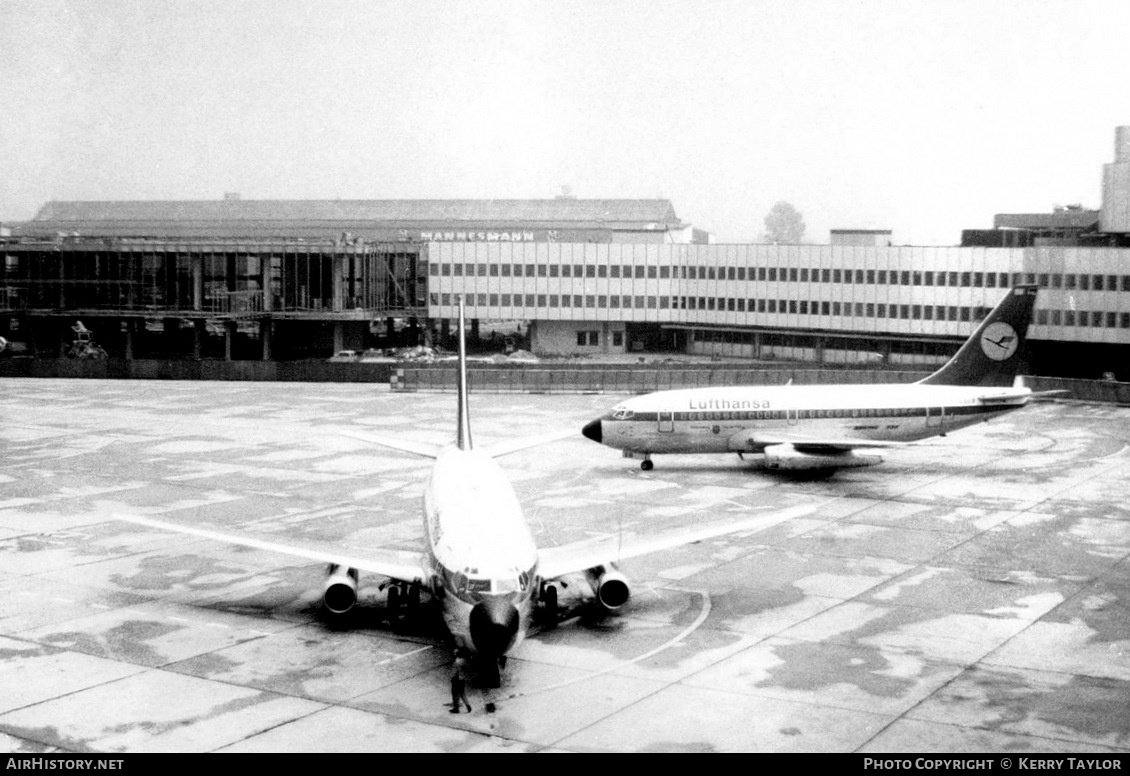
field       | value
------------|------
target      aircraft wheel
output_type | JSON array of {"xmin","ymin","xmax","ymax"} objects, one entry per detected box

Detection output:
[
  {"xmin": 407, "ymin": 584, "xmax": 421, "ymax": 608},
  {"xmin": 640, "ymin": 459, "xmax": 654, "ymax": 471},
  {"xmin": 542, "ymin": 584, "xmax": 558, "ymax": 626},
  {"xmin": 387, "ymin": 585, "xmax": 400, "ymax": 612}
]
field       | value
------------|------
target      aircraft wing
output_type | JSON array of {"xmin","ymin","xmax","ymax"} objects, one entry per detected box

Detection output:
[
  {"xmin": 727, "ymin": 429, "xmax": 908, "ymax": 452},
  {"xmin": 112, "ymin": 513, "xmax": 426, "ymax": 584},
  {"xmin": 537, "ymin": 501, "xmax": 821, "ymax": 581}
]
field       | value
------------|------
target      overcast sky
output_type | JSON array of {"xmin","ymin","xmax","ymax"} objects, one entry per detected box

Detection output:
[{"xmin": 2, "ymin": 0, "xmax": 1128, "ymax": 244}]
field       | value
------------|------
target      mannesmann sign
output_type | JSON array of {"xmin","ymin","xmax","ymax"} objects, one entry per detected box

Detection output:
[{"xmin": 414, "ymin": 230, "xmax": 536, "ymax": 242}]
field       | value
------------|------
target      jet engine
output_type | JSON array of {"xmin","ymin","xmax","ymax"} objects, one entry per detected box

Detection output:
[
  {"xmin": 762, "ymin": 444, "xmax": 882, "ymax": 471},
  {"xmin": 323, "ymin": 564, "xmax": 359, "ymax": 615},
  {"xmin": 584, "ymin": 565, "xmax": 631, "ymax": 612}
]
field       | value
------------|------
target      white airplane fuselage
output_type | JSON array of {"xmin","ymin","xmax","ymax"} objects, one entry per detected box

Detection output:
[
  {"xmin": 595, "ymin": 383, "xmax": 1030, "ymax": 462},
  {"xmin": 422, "ymin": 445, "xmax": 538, "ymax": 657}
]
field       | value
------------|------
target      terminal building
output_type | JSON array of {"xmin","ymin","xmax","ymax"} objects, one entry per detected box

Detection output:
[{"xmin": 4, "ymin": 129, "xmax": 1130, "ymax": 379}]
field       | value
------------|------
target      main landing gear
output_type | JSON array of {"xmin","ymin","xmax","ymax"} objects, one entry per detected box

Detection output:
[
  {"xmin": 540, "ymin": 582, "xmax": 559, "ymax": 625},
  {"xmin": 384, "ymin": 582, "xmax": 420, "ymax": 620},
  {"xmin": 622, "ymin": 451, "xmax": 654, "ymax": 471}
]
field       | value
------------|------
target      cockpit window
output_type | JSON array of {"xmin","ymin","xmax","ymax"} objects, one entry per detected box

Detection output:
[
  {"xmin": 611, "ymin": 405, "xmax": 634, "ymax": 420},
  {"xmin": 494, "ymin": 577, "xmax": 519, "ymax": 594},
  {"xmin": 442, "ymin": 563, "xmax": 536, "ymax": 602},
  {"xmin": 467, "ymin": 578, "xmax": 492, "ymax": 594}
]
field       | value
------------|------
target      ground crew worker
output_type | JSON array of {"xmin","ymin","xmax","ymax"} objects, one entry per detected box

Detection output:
[{"xmin": 450, "ymin": 652, "xmax": 472, "ymax": 713}]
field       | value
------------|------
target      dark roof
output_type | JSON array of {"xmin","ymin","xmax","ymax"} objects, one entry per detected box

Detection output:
[
  {"xmin": 993, "ymin": 209, "xmax": 1099, "ymax": 230},
  {"xmin": 30, "ymin": 199, "xmax": 681, "ymax": 228}
]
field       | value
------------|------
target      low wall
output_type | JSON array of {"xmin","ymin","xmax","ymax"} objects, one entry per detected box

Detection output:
[
  {"xmin": 393, "ymin": 364, "xmax": 932, "ymax": 393},
  {"xmin": 393, "ymin": 364, "xmax": 1129, "ymax": 404},
  {"xmin": 2, "ymin": 358, "xmax": 1125, "ymax": 405},
  {"xmin": 0, "ymin": 358, "xmax": 393, "ymax": 383},
  {"xmin": 1024, "ymin": 376, "xmax": 1130, "ymax": 404}
]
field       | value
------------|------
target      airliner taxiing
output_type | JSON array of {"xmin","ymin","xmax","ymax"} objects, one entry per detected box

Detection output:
[
  {"xmin": 582, "ymin": 285, "xmax": 1041, "ymax": 475},
  {"xmin": 114, "ymin": 298, "xmax": 818, "ymax": 687}
]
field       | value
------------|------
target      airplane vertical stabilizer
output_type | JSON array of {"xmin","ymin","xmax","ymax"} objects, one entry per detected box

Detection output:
[
  {"xmin": 456, "ymin": 296, "xmax": 473, "ymax": 451},
  {"xmin": 917, "ymin": 285, "xmax": 1039, "ymax": 387}
]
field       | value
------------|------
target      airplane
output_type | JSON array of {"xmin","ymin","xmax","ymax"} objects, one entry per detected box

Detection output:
[
  {"xmin": 113, "ymin": 297, "xmax": 819, "ymax": 687},
  {"xmin": 581, "ymin": 285, "xmax": 1043, "ymax": 475}
]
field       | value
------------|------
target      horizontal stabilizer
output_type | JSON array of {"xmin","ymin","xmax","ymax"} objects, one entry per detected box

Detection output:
[
  {"xmin": 342, "ymin": 430, "xmax": 443, "ymax": 459},
  {"xmin": 344, "ymin": 428, "xmax": 574, "ymax": 460},
  {"xmin": 481, "ymin": 428, "xmax": 577, "ymax": 458},
  {"xmin": 1029, "ymin": 389, "xmax": 1072, "ymax": 401},
  {"xmin": 975, "ymin": 390, "xmax": 1032, "ymax": 406}
]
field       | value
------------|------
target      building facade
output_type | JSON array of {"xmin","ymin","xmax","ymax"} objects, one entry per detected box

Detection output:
[
  {"xmin": 6, "ymin": 127, "xmax": 1130, "ymax": 380},
  {"xmin": 427, "ymin": 241, "xmax": 1130, "ymax": 375}
]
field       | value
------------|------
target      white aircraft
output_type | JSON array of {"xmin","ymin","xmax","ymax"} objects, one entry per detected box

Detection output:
[
  {"xmin": 582, "ymin": 285, "xmax": 1042, "ymax": 475},
  {"xmin": 114, "ymin": 298, "xmax": 818, "ymax": 686}
]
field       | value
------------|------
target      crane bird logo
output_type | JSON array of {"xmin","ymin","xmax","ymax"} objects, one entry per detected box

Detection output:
[{"xmin": 980, "ymin": 321, "xmax": 1019, "ymax": 361}]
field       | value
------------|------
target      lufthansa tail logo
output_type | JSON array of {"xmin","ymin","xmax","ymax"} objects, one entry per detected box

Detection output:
[{"xmin": 980, "ymin": 321, "xmax": 1019, "ymax": 361}]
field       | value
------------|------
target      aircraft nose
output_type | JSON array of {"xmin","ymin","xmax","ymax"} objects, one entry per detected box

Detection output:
[
  {"xmin": 581, "ymin": 418, "xmax": 603, "ymax": 444},
  {"xmin": 469, "ymin": 597, "xmax": 520, "ymax": 657}
]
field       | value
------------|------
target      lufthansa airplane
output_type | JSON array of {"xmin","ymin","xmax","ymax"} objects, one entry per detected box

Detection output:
[
  {"xmin": 582, "ymin": 285, "xmax": 1041, "ymax": 475},
  {"xmin": 114, "ymin": 298, "xmax": 818, "ymax": 686}
]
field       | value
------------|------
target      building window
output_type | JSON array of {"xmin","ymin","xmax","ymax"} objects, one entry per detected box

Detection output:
[{"xmin": 612, "ymin": 331, "xmax": 623, "ymax": 347}]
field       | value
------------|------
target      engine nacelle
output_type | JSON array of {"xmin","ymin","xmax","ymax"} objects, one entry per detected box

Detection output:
[
  {"xmin": 584, "ymin": 565, "xmax": 631, "ymax": 612},
  {"xmin": 323, "ymin": 564, "xmax": 359, "ymax": 615},
  {"xmin": 762, "ymin": 444, "xmax": 882, "ymax": 471}
]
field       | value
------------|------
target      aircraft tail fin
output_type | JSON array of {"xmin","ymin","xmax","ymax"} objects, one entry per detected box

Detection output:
[
  {"xmin": 456, "ymin": 296, "xmax": 473, "ymax": 451},
  {"xmin": 917, "ymin": 285, "xmax": 1039, "ymax": 387}
]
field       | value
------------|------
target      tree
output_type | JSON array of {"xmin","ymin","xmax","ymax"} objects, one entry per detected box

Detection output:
[{"xmin": 763, "ymin": 201, "xmax": 806, "ymax": 244}]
